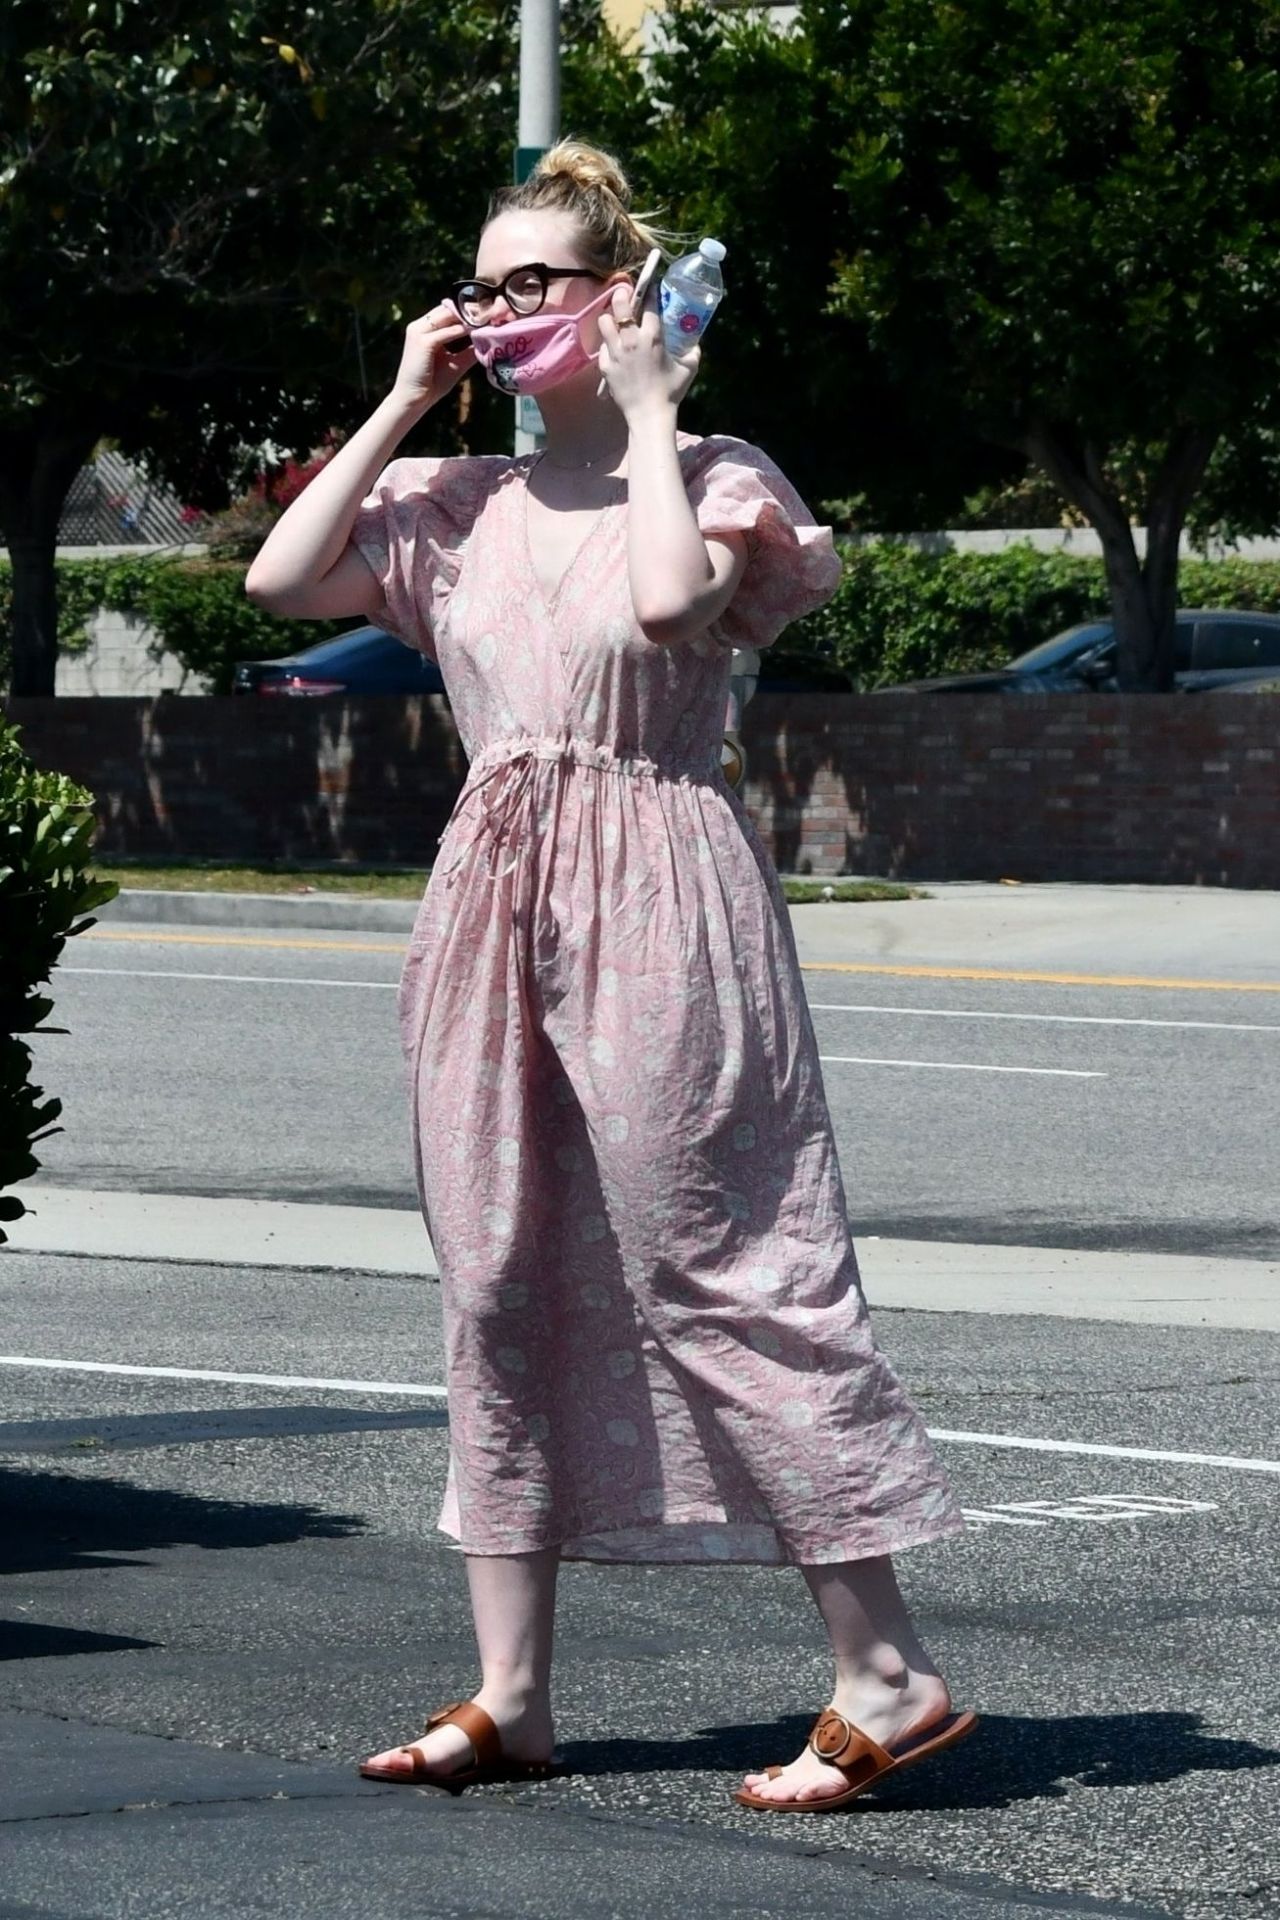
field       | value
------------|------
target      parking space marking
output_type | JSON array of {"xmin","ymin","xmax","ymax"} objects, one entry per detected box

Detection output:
[
  {"xmin": 928, "ymin": 1426, "xmax": 1280, "ymax": 1475},
  {"xmin": 2, "ymin": 1357, "xmax": 1277, "ymax": 1475},
  {"xmin": 0, "ymin": 1355, "xmax": 447, "ymax": 1396},
  {"xmin": 818, "ymin": 1054, "xmax": 1105, "ymax": 1078},
  {"xmin": 963, "ymin": 1494, "xmax": 1218, "ymax": 1527},
  {"xmin": 809, "ymin": 1001, "xmax": 1280, "ymax": 1035}
]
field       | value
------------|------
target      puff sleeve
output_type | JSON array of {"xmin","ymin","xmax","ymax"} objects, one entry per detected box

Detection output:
[
  {"xmin": 683, "ymin": 436, "xmax": 843, "ymax": 651},
  {"xmin": 348, "ymin": 455, "xmax": 501, "ymax": 663}
]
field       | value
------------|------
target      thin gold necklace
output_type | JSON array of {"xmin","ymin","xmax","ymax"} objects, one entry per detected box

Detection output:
[{"xmin": 536, "ymin": 446, "xmax": 628, "ymax": 474}]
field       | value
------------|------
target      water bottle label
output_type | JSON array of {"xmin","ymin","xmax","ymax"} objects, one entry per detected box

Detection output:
[{"xmin": 660, "ymin": 283, "xmax": 708, "ymax": 346}]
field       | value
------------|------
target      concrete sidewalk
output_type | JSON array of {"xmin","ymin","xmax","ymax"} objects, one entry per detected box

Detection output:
[
  {"xmin": 98, "ymin": 880, "xmax": 1280, "ymax": 982},
  {"xmin": 10, "ymin": 1185, "xmax": 1278, "ymax": 1331}
]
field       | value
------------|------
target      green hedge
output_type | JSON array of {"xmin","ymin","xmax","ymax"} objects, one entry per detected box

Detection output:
[
  {"xmin": 0, "ymin": 721, "xmax": 118, "ymax": 1242},
  {"xmin": 4, "ymin": 545, "xmax": 1280, "ymax": 694},
  {"xmin": 777, "ymin": 544, "xmax": 1280, "ymax": 688}
]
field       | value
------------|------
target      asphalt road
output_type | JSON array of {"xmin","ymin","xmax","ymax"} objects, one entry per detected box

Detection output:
[
  {"xmin": 28, "ymin": 919, "xmax": 1280, "ymax": 1258},
  {"xmin": 2, "ymin": 1256, "xmax": 1278, "ymax": 1918},
  {"xmin": 6, "ymin": 896, "xmax": 1278, "ymax": 1917}
]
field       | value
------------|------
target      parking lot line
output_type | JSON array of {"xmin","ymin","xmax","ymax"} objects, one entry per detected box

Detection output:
[{"xmin": 2, "ymin": 1355, "xmax": 1278, "ymax": 1475}]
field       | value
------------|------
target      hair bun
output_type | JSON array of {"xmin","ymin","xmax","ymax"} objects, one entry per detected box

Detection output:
[{"xmin": 535, "ymin": 139, "xmax": 632, "ymax": 206}]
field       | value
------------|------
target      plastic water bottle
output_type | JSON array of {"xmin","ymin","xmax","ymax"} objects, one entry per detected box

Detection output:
[{"xmin": 660, "ymin": 238, "xmax": 726, "ymax": 357}]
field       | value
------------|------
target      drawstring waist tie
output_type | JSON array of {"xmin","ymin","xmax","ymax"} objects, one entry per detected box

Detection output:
[{"xmin": 436, "ymin": 734, "xmax": 721, "ymax": 888}]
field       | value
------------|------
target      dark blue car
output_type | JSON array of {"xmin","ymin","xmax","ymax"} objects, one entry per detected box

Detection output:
[
  {"xmin": 233, "ymin": 623, "xmax": 445, "ymax": 697},
  {"xmin": 878, "ymin": 608, "xmax": 1280, "ymax": 693}
]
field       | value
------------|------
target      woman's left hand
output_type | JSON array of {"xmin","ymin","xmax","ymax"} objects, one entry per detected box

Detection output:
[{"xmin": 597, "ymin": 281, "xmax": 700, "ymax": 421}]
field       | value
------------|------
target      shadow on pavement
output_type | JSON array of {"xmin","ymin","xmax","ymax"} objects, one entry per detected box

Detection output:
[
  {"xmin": 0, "ymin": 1464, "xmax": 364, "ymax": 1577},
  {"xmin": 558, "ymin": 1709, "xmax": 1280, "ymax": 1806},
  {"xmin": 0, "ymin": 1404, "xmax": 447, "ymax": 1454},
  {"xmin": 0, "ymin": 1621, "xmax": 158, "ymax": 1662}
]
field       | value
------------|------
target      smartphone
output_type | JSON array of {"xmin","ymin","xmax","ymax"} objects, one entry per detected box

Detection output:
[
  {"xmin": 631, "ymin": 248, "xmax": 663, "ymax": 321},
  {"xmin": 440, "ymin": 303, "xmax": 472, "ymax": 357}
]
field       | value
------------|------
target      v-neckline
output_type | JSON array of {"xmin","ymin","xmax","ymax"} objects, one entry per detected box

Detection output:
[{"xmin": 521, "ymin": 454, "xmax": 624, "ymax": 614}]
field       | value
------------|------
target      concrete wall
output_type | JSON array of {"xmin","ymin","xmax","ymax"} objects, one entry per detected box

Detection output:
[
  {"xmin": 56, "ymin": 609, "xmax": 211, "ymax": 698},
  {"xmin": 7, "ymin": 692, "xmax": 1278, "ymax": 888}
]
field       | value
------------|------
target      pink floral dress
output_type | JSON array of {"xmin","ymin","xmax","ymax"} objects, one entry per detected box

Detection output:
[{"xmin": 350, "ymin": 431, "xmax": 964, "ymax": 1565}]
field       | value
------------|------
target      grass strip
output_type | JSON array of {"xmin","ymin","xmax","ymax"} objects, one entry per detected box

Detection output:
[{"xmin": 95, "ymin": 861, "xmax": 921, "ymax": 906}]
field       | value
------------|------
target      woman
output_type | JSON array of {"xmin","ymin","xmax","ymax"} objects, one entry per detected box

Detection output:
[{"xmin": 246, "ymin": 141, "xmax": 975, "ymax": 1813}]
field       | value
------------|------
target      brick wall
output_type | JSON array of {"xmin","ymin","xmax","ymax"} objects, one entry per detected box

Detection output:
[
  {"xmin": 741, "ymin": 692, "xmax": 1279, "ymax": 887},
  {"xmin": 7, "ymin": 692, "xmax": 1278, "ymax": 886}
]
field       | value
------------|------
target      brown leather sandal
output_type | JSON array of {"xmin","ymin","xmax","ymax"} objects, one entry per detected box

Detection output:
[
  {"xmin": 358, "ymin": 1699, "xmax": 558, "ymax": 1793},
  {"xmin": 734, "ymin": 1705, "xmax": 978, "ymax": 1812}
]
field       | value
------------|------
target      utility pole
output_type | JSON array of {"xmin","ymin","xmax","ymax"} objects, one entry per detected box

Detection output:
[{"xmin": 514, "ymin": 0, "xmax": 560, "ymax": 454}]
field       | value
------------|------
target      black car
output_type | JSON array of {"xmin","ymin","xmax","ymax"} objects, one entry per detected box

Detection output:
[
  {"xmin": 233, "ymin": 624, "xmax": 445, "ymax": 697},
  {"xmin": 878, "ymin": 608, "xmax": 1280, "ymax": 693}
]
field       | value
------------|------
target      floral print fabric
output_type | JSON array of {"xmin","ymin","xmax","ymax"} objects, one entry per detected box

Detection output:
[{"xmin": 349, "ymin": 432, "xmax": 964, "ymax": 1564}]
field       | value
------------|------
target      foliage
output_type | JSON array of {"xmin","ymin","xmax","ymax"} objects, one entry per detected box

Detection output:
[
  {"xmin": 780, "ymin": 543, "xmax": 1280, "ymax": 689},
  {"xmin": 628, "ymin": 2, "xmax": 1013, "ymax": 521},
  {"xmin": 0, "ymin": 0, "xmax": 529, "ymax": 690},
  {"xmin": 632, "ymin": 0, "xmax": 1280, "ymax": 686},
  {"xmin": 7, "ymin": 542, "xmax": 1280, "ymax": 697},
  {"xmin": 0, "ymin": 720, "xmax": 117, "ymax": 1241}
]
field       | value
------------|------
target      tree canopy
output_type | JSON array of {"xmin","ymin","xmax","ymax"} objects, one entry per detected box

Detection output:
[
  {"xmin": 5, "ymin": 0, "xmax": 1280, "ymax": 692},
  {"xmin": 637, "ymin": 0, "xmax": 1280, "ymax": 685},
  {"xmin": 0, "ymin": 0, "xmax": 524, "ymax": 691}
]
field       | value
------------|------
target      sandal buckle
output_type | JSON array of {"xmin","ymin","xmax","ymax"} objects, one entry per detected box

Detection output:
[{"xmin": 809, "ymin": 1708, "xmax": 857, "ymax": 1764}]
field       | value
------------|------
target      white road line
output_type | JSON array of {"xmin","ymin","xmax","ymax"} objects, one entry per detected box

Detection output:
[
  {"xmin": 0, "ymin": 1356, "xmax": 445, "ymax": 1395},
  {"xmin": 809, "ymin": 1001, "xmax": 1280, "ymax": 1035},
  {"xmin": 62, "ymin": 968, "xmax": 395, "ymax": 990},
  {"xmin": 64, "ymin": 971, "xmax": 1279, "ymax": 1036},
  {"xmin": 2, "ymin": 1356, "xmax": 1277, "ymax": 1475},
  {"xmin": 817, "ymin": 1054, "xmax": 1105, "ymax": 1078},
  {"xmin": 927, "ymin": 1427, "xmax": 1280, "ymax": 1475}
]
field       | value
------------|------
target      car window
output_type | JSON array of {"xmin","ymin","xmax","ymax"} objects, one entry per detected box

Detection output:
[
  {"xmin": 1192, "ymin": 620, "xmax": 1280, "ymax": 670},
  {"xmin": 1010, "ymin": 625, "xmax": 1111, "ymax": 673}
]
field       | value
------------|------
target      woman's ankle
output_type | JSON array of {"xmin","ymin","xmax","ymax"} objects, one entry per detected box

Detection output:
[{"xmin": 474, "ymin": 1674, "xmax": 552, "ymax": 1715}]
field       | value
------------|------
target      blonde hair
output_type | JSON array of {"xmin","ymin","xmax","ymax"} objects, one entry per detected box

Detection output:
[{"xmin": 485, "ymin": 138, "xmax": 680, "ymax": 275}]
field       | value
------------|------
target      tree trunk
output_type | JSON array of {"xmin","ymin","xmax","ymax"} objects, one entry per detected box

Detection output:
[
  {"xmin": 1024, "ymin": 419, "xmax": 1218, "ymax": 691},
  {"xmin": 0, "ymin": 422, "xmax": 99, "ymax": 697}
]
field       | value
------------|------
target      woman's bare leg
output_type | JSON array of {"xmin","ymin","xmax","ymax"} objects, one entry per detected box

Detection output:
[
  {"xmin": 363, "ymin": 1545, "xmax": 561, "ymax": 1779},
  {"xmin": 742, "ymin": 1553, "xmax": 951, "ymax": 1803}
]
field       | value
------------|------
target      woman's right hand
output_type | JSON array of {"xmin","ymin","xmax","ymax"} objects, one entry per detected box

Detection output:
[{"xmin": 390, "ymin": 302, "xmax": 476, "ymax": 412}]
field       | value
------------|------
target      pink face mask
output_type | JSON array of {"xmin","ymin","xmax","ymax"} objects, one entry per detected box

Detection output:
[{"xmin": 464, "ymin": 284, "xmax": 617, "ymax": 396}]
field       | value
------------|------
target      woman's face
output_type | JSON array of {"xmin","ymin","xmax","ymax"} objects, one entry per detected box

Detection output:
[{"xmin": 470, "ymin": 208, "xmax": 629, "ymax": 353}]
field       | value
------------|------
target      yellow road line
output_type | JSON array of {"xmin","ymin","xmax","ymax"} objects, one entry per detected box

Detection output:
[
  {"xmin": 797, "ymin": 961, "xmax": 1280, "ymax": 994},
  {"xmin": 89, "ymin": 928, "xmax": 406, "ymax": 956},
  {"xmin": 86, "ymin": 927, "xmax": 1279, "ymax": 994}
]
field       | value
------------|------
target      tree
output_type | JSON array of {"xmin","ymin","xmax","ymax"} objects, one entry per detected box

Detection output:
[
  {"xmin": 820, "ymin": 0, "xmax": 1280, "ymax": 687},
  {"xmin": 630, "ymin": 2, "xmax": 1015, "ymax": 528},
  {"xmin": 640, "ymin": 0, "xmax": 1280, "ymax": 687},
  {"xmin": 0, "ymin": 0, "xmax": 525, "ymax": 695}
]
